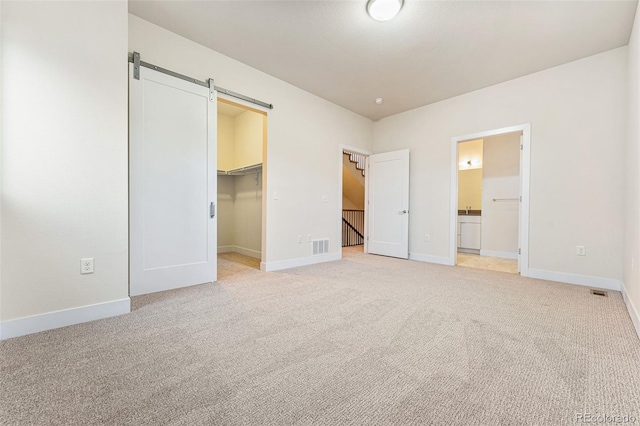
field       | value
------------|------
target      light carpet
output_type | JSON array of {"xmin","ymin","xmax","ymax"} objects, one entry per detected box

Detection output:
[{"xmin": 1, "ymin": 247, "xmax": 639, "ymax": 425}]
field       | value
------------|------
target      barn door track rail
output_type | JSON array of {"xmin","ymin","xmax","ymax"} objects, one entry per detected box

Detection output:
[{"xmin": 129, "ymin": 52, "xmax": 273, "ymax": 110}]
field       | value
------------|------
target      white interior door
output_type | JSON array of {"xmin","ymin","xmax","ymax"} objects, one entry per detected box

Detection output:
[
  {"xmin": 368, "ymin": 149, "xmax": 410, "ymax": 259},
  {"xmin": 129, "ymin": 64, "xmax": 217, "ymax": 296}
]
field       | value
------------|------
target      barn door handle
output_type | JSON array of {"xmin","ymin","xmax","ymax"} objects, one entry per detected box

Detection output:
[{"xmin": 210, "ymin": 202, "xmax": 216, "ymax": 218}]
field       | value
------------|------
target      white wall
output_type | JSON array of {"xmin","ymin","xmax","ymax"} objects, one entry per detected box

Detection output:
[
  {"xmin": 458, "ymin": 169, "xmax": 482, "ymax": 211},
  {"xmin": 233, "ymin": 173, "xmax": 262, "ymax": 257},
  {"xmin": 218, "ymin": 113, "xmax": 235, "ymax": 171},
  {"xmin": 218, "ymin": 109, "xmax": 264, "ymax": 171},
  {"xmin": 342, "ymin": 155, "xmax": 365, "ymax": 210},
  {"xmin": 624, "ymin": 3, "xmax": 640, "ymax": 338},
  {"xmin": 129, "ymin": 15, "xmax": 373, "ymax": 267},
  {"xmin": 342, "ymin": 196, "xmax": 359, "ymax": 210},
  {"xmin": 0, "ymin": 0, "xmax": 4, "ymax": 323},
  {"xmin": 234, "ymin": 111, "xmax": 263, "ymax": 168},
  {"xmin": 374, "ymin": 47, "xmax": 627, "ymax": 283},
  {"xmin": 217, "ymin": 172, "xmax": 263, "ymax": 259},
  {"xmin": 217, "ymin": 175, "xmax": 235, "ymax": 248},
  {"xmin": 481, "ymin": 133, "xmax": 520, "ymax": 256},
  {"xmin": 1, "ymin": 2, "xmax": 129, "ymax": 330}
]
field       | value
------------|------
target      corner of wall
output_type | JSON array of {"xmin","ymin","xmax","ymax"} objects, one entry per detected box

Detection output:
[
  {"xmin": 622, "ymin": 281, "xmax": 640, "ymax": 340},
  {"xmin": 0, "ymin": 0, "xmax": 4, "ymax": 332},
  {"xmin": 623, "ymin": 1, "xmax": 640, "ymax": 341}
]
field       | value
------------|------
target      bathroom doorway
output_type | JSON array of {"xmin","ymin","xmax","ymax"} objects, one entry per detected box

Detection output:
[{"xmin": 450, "ymin": 124, "xmax": 531, "ymax": 276}]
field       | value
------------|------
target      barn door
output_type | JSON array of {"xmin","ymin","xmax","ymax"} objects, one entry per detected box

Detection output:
[{"xmin": 129, "ymin": 63, "xmax": 217, "ymax": 296}]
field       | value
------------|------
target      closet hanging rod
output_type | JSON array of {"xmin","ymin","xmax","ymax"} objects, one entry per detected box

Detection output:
[{"xmin": 128, "ymin": 52, "xmax": 273, "ymax": 110}]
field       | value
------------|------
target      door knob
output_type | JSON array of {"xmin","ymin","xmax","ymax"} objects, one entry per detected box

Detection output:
[{"xmin": 398, "ymin": 210, "xmax": 408, "ymax": 214}]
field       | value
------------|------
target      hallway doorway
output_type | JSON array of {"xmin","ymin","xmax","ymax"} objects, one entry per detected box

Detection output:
[
  {"xmin": 340, "ymin": 146, "xmax": 370, "ymax": 255},
  {"xmin": 342, "ymin": 149, "xmax": 366, "ymax": 249}
]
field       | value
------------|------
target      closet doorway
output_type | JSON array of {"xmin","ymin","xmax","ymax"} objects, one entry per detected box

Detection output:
[{"xmin": 217, "ymin": 99, "xmax": 267, "ymax": 276}]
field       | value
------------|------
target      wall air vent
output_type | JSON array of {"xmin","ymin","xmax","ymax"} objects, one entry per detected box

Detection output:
[{"xmin": 312, "ymin": 239, "xmax": 330, "ymax": 255}]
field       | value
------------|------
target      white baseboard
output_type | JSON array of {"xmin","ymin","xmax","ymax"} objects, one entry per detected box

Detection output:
[
  {"xmin": 409, "ymin": 252, "xmax": 454, "ymax": 266},
  {"xmin": 218, "ymin": 245, "xmax": 261, "ymax": 259},
  {"xmin": 232, "ymin": 246, "xmax": 261, "ymax": 259},
  {"xmin": 526, "ymin": 268, "xmax": 621, "ymax": 291},
  {"xmin": 480, "ymin": 249, "xmax": 518, "ymax": 260},
  {"xmin": 261, "ymin": 252, "xmax": 341, "ymax": 272},
  {"xmin": 621, "ymin": 281, "xmax": 640, "ymax": 340},
  {"xmin": 458, "ymin": 248, "xmax": 480, "ymax": 255},
  {"xmin": 0, "ymin": 298, "xmax": 131, "ymax": 341}
]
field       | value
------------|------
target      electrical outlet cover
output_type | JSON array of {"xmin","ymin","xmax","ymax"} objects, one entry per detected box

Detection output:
[{"xmin": 81, "ymin": 258, "xmax": 94, "ymax": 274}]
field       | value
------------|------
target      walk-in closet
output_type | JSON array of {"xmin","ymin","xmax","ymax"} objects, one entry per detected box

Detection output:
[{"xmin": 217, "ymin": 100, "xmax": 266, "ymax": 272}]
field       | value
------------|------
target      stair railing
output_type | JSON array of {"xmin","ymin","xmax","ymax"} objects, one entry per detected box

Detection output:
[
  {"xmin": 343, "ymin": 151, "xmax": 366, "ymax": 176},
  {"xmin": 342, "ymin": 209, "xmax": 365, "ymax": 247}
]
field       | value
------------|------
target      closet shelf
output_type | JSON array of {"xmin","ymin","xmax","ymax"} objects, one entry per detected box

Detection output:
[{"xmin": 217, "ymin": 163, "xmax": 262, "ymax": 176}]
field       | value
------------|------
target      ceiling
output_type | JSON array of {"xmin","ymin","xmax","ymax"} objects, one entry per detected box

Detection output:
[{"xmin": 129, "ymin": 0, "xmax": 638, "ymax": 121}]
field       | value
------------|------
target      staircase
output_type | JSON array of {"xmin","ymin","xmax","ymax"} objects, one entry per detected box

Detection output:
[{"xmin": 344, "ymin": 150, "xmax": 366, "ymax": 176}]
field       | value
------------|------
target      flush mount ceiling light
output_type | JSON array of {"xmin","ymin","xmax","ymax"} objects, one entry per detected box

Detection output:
[
  {"xmin": 375, "ymin": 97, "xmax": 384, "ymax": 104},
  {"xmin": 367, "ymin": 0, "xmax": 404, "ymax": 21}
]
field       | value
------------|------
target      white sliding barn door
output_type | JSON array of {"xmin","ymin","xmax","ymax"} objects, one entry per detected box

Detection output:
[
  {"xmin": 129, "ymin": 64, "xmax": 217, "ymax": 296},
  {"xmin": 367, "ymin": 149, "xmax": 410, "ymax": 259}
]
